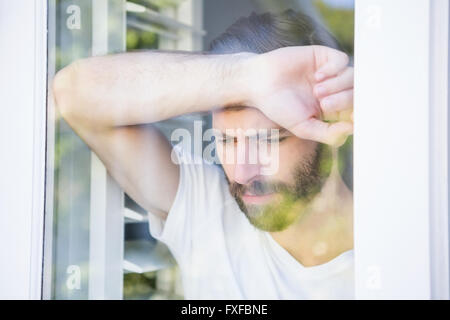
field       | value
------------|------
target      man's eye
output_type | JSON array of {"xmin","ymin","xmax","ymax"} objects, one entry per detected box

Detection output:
[
  {"xmin": 218, "ymin": 138, "xmax": 235, "ymax": 144},
  {"xmin": 261, "ymin": 137, "xmax": 287, "ymax": 144},
  {"xmin": 217, "ymin": 137, "xmax": 288, "ymax": 144}
]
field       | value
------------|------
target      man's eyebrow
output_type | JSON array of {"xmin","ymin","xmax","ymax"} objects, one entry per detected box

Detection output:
[
  {"xmin": 264, "ymin": 128, "xmax": 293, "ymax": 138},
  {"xmin": 215, "ymin": 133, "xmax": 232, "ymax": 140}
]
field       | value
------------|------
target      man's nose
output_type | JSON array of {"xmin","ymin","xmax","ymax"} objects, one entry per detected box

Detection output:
[
  {"xmin": 231, "ymin": 135, "xmax": 261, "ymax": 184},
  {"xmin": 233, "ymin": 162, "xmax": 260, "ymax": 185}
]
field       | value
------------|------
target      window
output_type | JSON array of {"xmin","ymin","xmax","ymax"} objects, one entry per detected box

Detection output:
[
  {"xmin": 44, "ymin": 0, "xmax": 205, "ymax": 299},
  {"xmin": 0, "ymin": 0, "xmax": 448, "ymax": 300}
]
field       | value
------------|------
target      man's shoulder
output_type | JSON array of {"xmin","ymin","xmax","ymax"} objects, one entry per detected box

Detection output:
[
  {"xmin": 172, "ymin": 142, "xmax": 230, "ymax": 200},
  {"xmin": 172, "ymin": 142, "xmax": 217, "ymax": 166}
]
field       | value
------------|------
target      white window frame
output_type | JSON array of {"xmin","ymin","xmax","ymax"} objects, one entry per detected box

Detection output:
[
  {"xmin": 0, "ymin": 0, "xmax": 47, "ymax": 299},
  {"xmin": 354, "ymin": 0, "xmax": 449, "ymax": 299},
  {"xmin": 1, "ymin": 0, "xmax": 449, "ymax": 300}
]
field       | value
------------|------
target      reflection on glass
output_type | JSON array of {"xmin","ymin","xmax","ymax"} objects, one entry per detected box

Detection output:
[
  {"xmin": 45, "ymin": 0, "xmax": 354, "ymax": 300},
  {"xmin": 46, "ymin": 0, "xmax": 94, "ymax": 299},
  {"xmin": 46, "ymin": 0, "xmax": 184, "ymax": 300}
]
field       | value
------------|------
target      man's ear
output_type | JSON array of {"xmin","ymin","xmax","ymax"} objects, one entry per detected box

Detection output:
[{"xmin": 337, "ymin": 135, "xmax": 353, "ymax": 191}]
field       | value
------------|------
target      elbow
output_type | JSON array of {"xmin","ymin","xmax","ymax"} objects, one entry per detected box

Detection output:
[
  {"xmin": 52, "ymin": 60, "xmax": 98, "ymax": 128},
  {"xmin": 52, "ymin": 61, "xmax": 81, "ymax": 123}
]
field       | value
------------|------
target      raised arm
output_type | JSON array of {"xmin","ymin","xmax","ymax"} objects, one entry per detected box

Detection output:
[
  {"xmin": 53, "ymin": 51, "xmax": 255, "ymax": 128},
  {"xmin": 52, "ymin": 46, "xmax": 353, "ymax": 218},
  {"xmin": 52, "ymin": 51, "xmax": 256, "ymax": 219}
]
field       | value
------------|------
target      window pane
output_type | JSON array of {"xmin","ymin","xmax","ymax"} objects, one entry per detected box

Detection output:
[
  {"xmin": 45, "ymin": 0, "xmax": 94, "ymax": 299},
  {"xmin": 45, "ymin": 0, "xmax": 355, "ymax": 300},
  {"xmin": 45, "ymin": 0, "xmax": 128, "ymax": 299}
]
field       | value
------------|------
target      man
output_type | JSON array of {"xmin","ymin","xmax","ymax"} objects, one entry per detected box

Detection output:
[{"xmin": 53, "ymin": 10, "xmax": 354, "ymax": 299}]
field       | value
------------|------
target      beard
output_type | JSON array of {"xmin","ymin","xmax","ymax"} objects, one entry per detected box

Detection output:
[{"xmin": 224, "ymin": 143, "xmax": 332, "ymax": 232}]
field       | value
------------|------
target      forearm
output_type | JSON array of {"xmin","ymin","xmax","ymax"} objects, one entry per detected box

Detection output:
[{"xmin": 53, "ymin": 50, "xmax": 256, "ymax": 128}]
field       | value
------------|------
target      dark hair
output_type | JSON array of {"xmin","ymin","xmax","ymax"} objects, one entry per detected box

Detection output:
[{"xmin": 209, "ymin": 9, "xmax": 342, "ymax": 54}]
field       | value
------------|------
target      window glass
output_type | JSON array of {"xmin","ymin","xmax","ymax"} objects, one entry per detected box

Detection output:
[
  {"xmin": 45, "ymin": 0, "xmax": 355, "ymax": 300},
  {"xmin": 46, "ymin": 0, "xmax": 96, "ymax": 299}
]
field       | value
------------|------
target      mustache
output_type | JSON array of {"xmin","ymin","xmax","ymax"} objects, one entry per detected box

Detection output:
[{"xmin": 229, "ymin": 180, "xmax": 287, "ymax": 198}]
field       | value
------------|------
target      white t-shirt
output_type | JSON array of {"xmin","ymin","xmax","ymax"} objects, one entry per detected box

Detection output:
[{"xmin": 148, "ymin": 144, "xmax": 354, "ymax": 299}]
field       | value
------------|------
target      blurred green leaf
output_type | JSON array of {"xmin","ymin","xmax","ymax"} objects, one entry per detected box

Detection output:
[{"xmin": 314, "ymin": 0, "xmax": 354, "ymax": 56}]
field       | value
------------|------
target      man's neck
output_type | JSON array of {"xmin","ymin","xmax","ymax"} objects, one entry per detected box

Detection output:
[{"xmin": 269, "ymin": 168, "xmax": 354, "ymax": 267}]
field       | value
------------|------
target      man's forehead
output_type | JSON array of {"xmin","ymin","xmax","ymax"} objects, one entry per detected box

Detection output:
[{"xmin": 212, "ymin": 105, "xmax": 281, "ymax": 132}]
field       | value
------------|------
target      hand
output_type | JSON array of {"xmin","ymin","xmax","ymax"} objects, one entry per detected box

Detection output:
[{"xmin": 248, "ymin": 45, "xmax": 353, "ymax": 146}]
